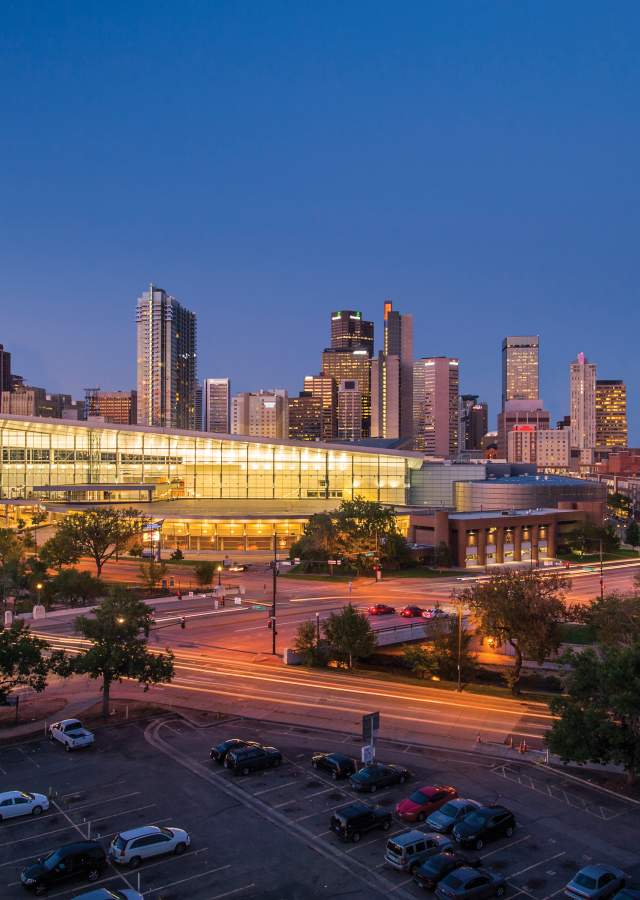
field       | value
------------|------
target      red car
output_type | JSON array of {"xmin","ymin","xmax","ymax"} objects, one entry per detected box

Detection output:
[
  {"xmin": 368, "ymin": 604, "xmax": 396, "ymax": 616},
  {"xmin": 400, "ymin": 605, "xmax": 424, "ymax": 618},
  {"xmin": 395, "ymin": 784, "xmax": 458, "ymax": 823}
]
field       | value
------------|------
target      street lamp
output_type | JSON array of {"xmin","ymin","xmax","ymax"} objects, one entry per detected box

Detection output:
[
  {"xmin": 217, "ymin": 565, "xmax": 222, "ymax": 587},
  {"xmin": 35, "ymin": 582, "xmax": 43, "ymax": 604},
  {"xmin": 315, "ymin": 611, "xmax": 321, "ymax": 649}
]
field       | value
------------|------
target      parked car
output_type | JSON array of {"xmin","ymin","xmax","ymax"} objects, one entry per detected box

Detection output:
[
  {"xmin": 71, "ymin": 890, "xmax": 143, "ymax": 900},
  {"xmin": 565, "ymin": 865, "xmax": 626, "ymax": 900},
  {"xmin": 368, "ymin": 604, "xmax": 396, "ymax": 616},
  {"xmin": 210, "ymin": 738, "xmax": 258, "ymax": 764},
  {"xmin": 400, "ymin": 606, "xmax": 424, "ymax": 618},
  {"xmin": 20, "ymin": 840, "xmax": 106, "ymax": 894},
  {"xmin": 385, "ymin": 830, "xmax": 453, "ymax": 873},
  {"xmin": 414, "ymin": 851, "xmax": 482, "ymax": 891},
  {"xmin": 0, "ymin": 790, "xmax": 49, "ymax": 820},
  {"xmin": 330, "ymin": 802, "xmax": 392, "ymax": 842},
  {"xmin": 612, "ymin": 890, "xmax": 640, "ymax": 900},
  {"xmin": 225, "ymin": 744, "xmax": 282, "ymax": 774},
  {"xmin": 422, "ymin": 608, "xmax": 448, "ymax": 619},
  {"xmin": 436, "ymin": 866, "xmax": 506, "ymax": 900},
  {"xmin": 109, "ymin": 825, "xmax": 190, "ymax": 868},
  {"xmin": 48, "ymin": 719, "xmax": 95, "ymax": 752},
  {"xmin": 311, "ymin": 752, "xmax": 358, "ymax": 780},
  {"xmin": 452, "ymin": 806, "xmax": 515, "ymax": 850},
  {"xmin": 228, "ymin": 564, "xmax": 247, "ymax": 572},
  {"xmin": 427, "ymin": 798, "xmax": 481, "ymax": 833},
  {"xmin": 350, "ymin": 762, "xmax": 411, "ymax": 793},
  {"xmin": 396, "ymin": 785, "xmax": 458, "ymax": 823}
]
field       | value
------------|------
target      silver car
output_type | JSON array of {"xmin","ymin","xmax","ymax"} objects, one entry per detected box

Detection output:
[
  {"xmin": 427, "ymin": 798, "xmax": 481, "ymax": 833},
  {"xmin": 565, "ymin": 865, "xmax": 626, "ymax": 900},
  {"xmin": 72, "ymin": 890, "xmax": 143, "ymax": 899}
]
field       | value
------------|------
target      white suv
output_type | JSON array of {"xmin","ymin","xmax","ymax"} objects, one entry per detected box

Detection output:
[
  {"xmin": 109, "ymin": 826, "xmax": 190, "ymax": 867},
  {"xmin": 48, "ymin": 719, "xmax": 95, "ymax": 751}
]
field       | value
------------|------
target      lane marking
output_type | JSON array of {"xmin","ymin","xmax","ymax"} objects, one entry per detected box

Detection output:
[
  {"xmin": 147, "ymin": 863, "xmax": 230, "ymax": 894},
  {"xmin": 254, "ymin": 780, "xmax": 299, "ymax": 796},
  {"xmin": 510, "ymin": 852, "xmax": 566, "ymax": 878},
  {"xmin": 480, "ymin": 835, "xmax": 530, "ymax": 858},
  {"xmin": 206, "ymin": 885, "xmax": 257, "ymax": 900}
]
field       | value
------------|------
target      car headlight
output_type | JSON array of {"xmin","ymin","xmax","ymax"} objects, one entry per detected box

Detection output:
[{"xmin": 23, "ymin": 877, "xmax": 35, "ymax": 885}]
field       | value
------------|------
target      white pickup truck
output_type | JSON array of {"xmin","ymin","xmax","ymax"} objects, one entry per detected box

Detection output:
[{"xmin": 48, "ymin": 718, "xmax": 95, "ymax": 751}]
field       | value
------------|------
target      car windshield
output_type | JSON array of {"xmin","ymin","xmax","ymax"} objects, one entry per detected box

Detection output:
[
  {"xmin": 410, "ymin": 790, "xmax": 430, "ymax": 804},
  {"xmin": 113, "ymin": 836, "xmax": 127, "ymax": 851},
  {"xmin": 439, "ymin": 802, "xmax": 458, "ymax": 816},
  {"xmin": 19, "ymin": 792, "xmax": 34, "ymax": 800},
  {"xmin": 159, "ymin": 827, "xmax": 173, "ymax": 838},
  {"xmin": 575, "ymin": 875, "xmax": 597, "ymax": 889},
  {"xmin": 463, "ymin": 812, "xmax": 487, "ymax": 828},
  {"xmin": 387, "ymin": 841, "xmax": 403, "ymax": 855},
  {"xmin": 42, "ymin": 850, "xmax": 63, "ymax": 871}
]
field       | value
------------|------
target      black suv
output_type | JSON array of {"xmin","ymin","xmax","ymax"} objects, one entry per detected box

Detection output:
[
  {"xmin": 20, "ymin": 840, "xmax": 106, "ymax": 894},
  {"xmin": 210, "ymin": 738, "xmax": 259, "ymax": 764},
  {"xmin": 349, "ymin": 762, "xmax": 411, "ymax": 793},
  {"xmin": 414, "ymin": 852, "xmax": 482, "ymax": 890},
  {"xmin": 225, "ymin": 744, "xmax": 282, "ymax": 774},
  {"xmin": 311, "ymin": 752, "xmax": 357, "ymax": 780},
  {"xmin": 330, "ymin": 802, "xmax": 392, "ymax": 843},
  {"xmin": 452, "ymin": 806, "xmax": 516, "ymax": 850}
]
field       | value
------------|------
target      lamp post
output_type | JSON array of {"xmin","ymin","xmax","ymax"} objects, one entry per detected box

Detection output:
[
  {"xmin": 217, "ymin": 565, "xmax": 222, "ymax": 587},
  {"xmin": 35, "ymin": 582, "xmax": 43, "ymax": 606},
  {"xmin": 456, "ymin": 599, "xmax": 463, "ymax": 692},
  {"xmin": 315, "ymin": 611, "xmax": 321, "ymax": 649},
  {"xmin": 271, "ymin": 533, "xmax": 278, "ymax": 655}
]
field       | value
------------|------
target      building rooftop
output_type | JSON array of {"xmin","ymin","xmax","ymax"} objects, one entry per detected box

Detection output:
[
  {"xmin": 482, "ymin": 474, "xmax": 594, "ymax": 487},
  {"xmin": 449, "ymin": 507, "xmax": 567, "ymax": 521}
]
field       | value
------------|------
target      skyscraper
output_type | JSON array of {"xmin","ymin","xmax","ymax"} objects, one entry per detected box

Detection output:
[
  {"xmin": 231, "ymin": 390, "xmax": 288, "ymax": 439},
  {"xmin": 85, "ymin": 389, "xmax": 137, "ymax": 424},
  {"xmin": 459, "ymin": 394, "xmax": 488, "ymax": 451},
  {"xmin": 303, "ymin": 374, "xmax": 337, "ymax": 441},
  {"xmin": 595, "ymin": 380, "xmax": 627, "ymax": 449},
  {"xmin": 371, "ymin": 300, "xmax": 413, "ymax": 441},
  {"xmin": 337, "ymin": 379, "xmax": 363, "ymax": 441},
  {"xmin": 0, "ymin": 345, "xmax": 11, "ymax": 395},
  {"xmin": 203, "ymin": 378, "xmax": 231, "ymax": 433},
  {"xmin": 136, "ymin": 284, "xmax": 197, "ymax": 429},
  {"xmin": 413, "ymin": 357, "xmax": 460, "ymax": 457},
  {"xmin": 321, "ymin": 348, "xmax": 371, "ymax": 437},
  {"xmin": 570, "ymin": 352, "xmax": 597, "ymax": 450},
  {"xmin": 330, "ymin": 310, "xmax": 374, "ymax": 356},
  {"xmin": 288, "ymin": 392, "xmax": 323, "ymax": 441},
  {"xmin": 502, "ymin": 336, "xmax": 539, "ymax": 406}
]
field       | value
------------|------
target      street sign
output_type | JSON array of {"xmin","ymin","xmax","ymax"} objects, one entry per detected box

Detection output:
[
  {"xmin": 361, "ymin": 744, "xmax": 374, "ymax": 765},
  {"xmin": 362, "ymin": 712, "xmax": 380, "ymax": 745}
]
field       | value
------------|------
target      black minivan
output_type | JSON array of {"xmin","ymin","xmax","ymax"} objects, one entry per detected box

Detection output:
[{"xmin": 20, "ymin": 840, "xmax": 106, "ymax": 894}]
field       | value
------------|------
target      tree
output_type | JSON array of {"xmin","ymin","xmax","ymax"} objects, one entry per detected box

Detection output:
[
  {"xmin": 546, "ymin": 644, "xmax": 640, "ymax": 784},
  {"xmin": 608, "ymin": 492, "xmax": 632, "ymax": 518},
  {"xmin": 293, "ymin": 620, "xmax": 319, "ymax": 665},
  {"xmin": 73, "ymin": 587, "xmax": 174, "ymax": 718},
  {"xmin": 42, "ymin": 569, "xmax": 103, "ymax": 608},
  {"xmin": 580, "ymin": 593, "xmax": 640, "ymax": 647},
  {"xmin": 566, "ymin": 521, "xmax": 620, "ymax": 556},
  {"xmin": 0, "ymin": 528, "xmax": 25, "ymax": 568},
  {"xmin": 0, "ymin": 621, "xmax": 61, "ymax": 703},
  {"xmin": 290, "ymin": 513, "xmax": 337, "ymax": 569},
  {"xmin": 457, "ymin": 569, "xmax": 569, "ymax": 694},
  {"xmin": 434, "ymin": 541, "xmax": 453, "ymax": 568},
  {"xmin": 335, "ymin": 497, "xmax": 400, "ymax": 569},
  {"xmin": 39, "ymin": 530, "xmax": 81, "ymax": 571},
  {"xmin": 403, "ymin": 644, "xmax": 437, "ymax": 679},
  {"xmin": 139, "ymin": 560, "xmax": 168, "ymax": 591},
  {"xmin": 322, "ymin": 604, "xmax": 376, "ymax": 670},
  {"xmin": 194, "ymin": 562, "xmax": 215, "ymax": 588},
  {"xmin": 53, "ymin": 508, "xmax": 147, "ymax": 576},
  {"xmin": 430, "ymin": 616, "xmax": 477, "ymax": 683},
  {"xmin": 625, "ymin": 520, "xmax": 640, "ymax": 551},
  {"xmin": 30, "ymin": 510, "xmax": 48, "ymax": 550}
]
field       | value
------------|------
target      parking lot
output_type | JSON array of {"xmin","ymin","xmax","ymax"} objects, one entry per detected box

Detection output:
[{"xmin": 0, "ymin": 716, "xmax": 638, "ymax": 899}]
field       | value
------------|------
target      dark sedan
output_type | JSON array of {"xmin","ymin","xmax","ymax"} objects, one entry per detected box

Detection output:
[
  {"xmin": 436, "ymin": 867, "xmax": 506, "ymax": 900},
  {"xmin": 400, "ymin": 606, "xmax": 424, "ymax": 618},
  {"xmin": 210, "ymin": 738, "xmax": 258, "ymax": 764},
  {"xmin": 452, "ymin": 806, "xmax": 515, "ymax": 851},
  {"xmin": 350, "ymin": 763, "xmax": 410, "ymax": 793},
  {"xmin": 368, "ymin": 604, "xmax": 396, "ymax": 616},
  {"xmin": 414, "ymin": 852, "xmax": 481, "ymax": 891},
  {"xmin": 311, "ymin": 752, "xmax": 358, "ymax": 780}
]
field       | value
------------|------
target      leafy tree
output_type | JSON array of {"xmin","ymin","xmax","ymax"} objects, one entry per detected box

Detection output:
[
  {"xmin": 457, "ymin": 569, "xmax": 569, "ymax": 694},
  {"xmin": 42, "ymin": 569, "xmax": 104, "ymax": 609},
  {"xmin": 379, "ymin": 531, "xmax": 413, "ymax": 570},
  {"xmin": 290, "ymin": 513, "xmax": 337, "ymax": 568},
  {"xmin": 53, "ymin": 508, "xmax": 147, "ymax": 576},
  {"xmin": 194, "ymin": 561, "xmax": 215, "ymax": 588},
  {"xmin": 73, "ymin": 587, "xmax": 174, "ymax": 718},
  {"xmin": 403, "ymin": 644, "xmax": 437, "ymax": 679},
  {"xmin": 580, "ymin": 593, "xmax": 640, "ymax": 647},
  {"xmin": 0, "ymin": 528, "xmax": 25, "ymax": 568},
  {"xmin": 170, "ymin": 548, "xmax": 184, "ymax": 561},
  {"xmin": 293, "ymin": 620, "xmax": 319, "ymax": 665},
  {"xmin": 128, "ymin": 544, "xmax": 144, "ymax": 558},
  {"xmin": 139, "ymin": 560, "xmax": 168, "ymax": 591},
  {"xmin": 608, "ymin": 492, "xmax": 632, "ymax": 518},
  {"xmin": 0, "ymin": 621, "xmax": 64, "ymax": 703},
  {"xmin": 322, "ymin": 604, "xmax": 376, "ymax": 669},
  {"xmin": 546, "ymin": 644, "xmax": 640, "ymax": 784},
  {"xmin": 335, "ymin": 497, "xmax": 399, "ymax": 565},
  {"xmin": 566, "ymin": 521, "xmax": 620, "ymax": 556},
  {"xmin": 30, "ymin": 510, "xmax": 48, "ymax": 550},
  {"xmin": 429, "ymin": 616, "xmax": 477, "ymax": 683},
  {"xmin": 39, "ymin": 530, "xmax": 81, "ymax": 571},
  {"xmin": 434, "ymin": 541, "xmax": 453, "ymax": 568},
  {"xmin": 625, "ymin": 520, "xmax": 640, "ymax": 550}
]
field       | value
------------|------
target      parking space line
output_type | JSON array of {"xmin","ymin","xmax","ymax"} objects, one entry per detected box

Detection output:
[
  {"xmin": 510, "ymin": 852, "xmax": 566, "ymax": 878},
  {"xmin": 254, "ymin": 780, "xmax": 299, "ymax": 796},
  {"xmin": 305, "ymin": 786, "xmax": 335, "ymax": 799},
  {"xmin": 147, "ymin": 863, "xmax": 230, "ymax": 894},
  {"xmin": 345, "ymin": 836, "xmax": 385, "ymax": 853},
  {"xmin": 294, "ymin": 800, "xmax": 349, "ymax": 821},
  {"xmin": 66, "ymin": 791, "xmax": 142, "ymax": 812},
  {"xmin": 481, "ymin": 835, "xmax": 530, "ymax": 858},
  {"xmin": 17, "ymin": 747, "xmax": 40, "ymax": 769},
  {"xmin": 541, "ymin": 888, "xmax": 567, "ymax": 900},
  {"xmin": 206, "ymin": 884, "xmax": 256, "ymax": 900},
  {"xmin": 389, "ymin": 877, "xmax": 414, "ymax": 891},
  {"xmin": 507, "ymin": 883, "xmax": 537, "ymax": 899}
]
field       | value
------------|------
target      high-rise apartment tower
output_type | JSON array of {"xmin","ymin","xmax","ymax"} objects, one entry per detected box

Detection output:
[
  {"xmin": 203, "ymin": 378, "xmax": 231, "ymax": 433},
  {"xmin": 595, "ymin": 380, "xmax": 627, "ymax": 449},
  {"xmin": 371, "ymin": 300, "xmax": 413, "ymax": 441},
  {"xmin": 413, "ymin": 357, "xmax": 460, "ymax": 457},
  {"xmin": 502, "ymin": 336, "xmax": 539, "ymax": 407},
  {"xmin": 570, "ymin": 352, "xmax": 597, "ymax": 451},
  {"xmin": 330, "ymin": 311, "xmax": 374, "ymax": 356}
]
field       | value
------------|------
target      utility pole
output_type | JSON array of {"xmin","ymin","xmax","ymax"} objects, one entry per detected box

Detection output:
[
  {"xmin": 456, "ymin": 599, "xmax": 463, "ymax": 692},
  {"xmin": 599, "ymin": 538, "xmax": 604, "ymax": 600},
  {"xmin": 271, "ymin": 533, "xmax": 278, "ymax": 655}
]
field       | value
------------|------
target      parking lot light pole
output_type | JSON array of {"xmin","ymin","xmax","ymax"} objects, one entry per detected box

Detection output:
[
  {"xmin": 271, "ymin": 533, "xmax": 277, "ymax": 655},
  {"xmin": 456, "ymin": 599, "xmax": 463, "ymax": 692},
  {"xmin": 315, "ymin": 612, "xmax": 320, "ymax": 648}
]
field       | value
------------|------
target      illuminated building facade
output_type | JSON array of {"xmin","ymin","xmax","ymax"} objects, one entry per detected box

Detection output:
[
  {"xmin": 371, "ymin": 300, "xmax": 413, "ymax": 441},
  {"xmin": 330, "ymin": 310, "xmax": 374, "ymax": 356},
  {"xmin": 85, "ymin": 390, "xmax": 137, "ymax": 425},
  {"xmin": 595, "ymin": 380, "xmax": 627, "ymax": 449},
  {"xmin": 502, "ymin": 336, "xmax": 539, "ymax": 406},
  {"xmin": 303, "ymin": 375, "xmax": 337, "ymax": 441},
  {"xmin": 288, "ymin": 392, "xmax": 322, "ymax": 441},
  {"xmin": 203, "ymin": 378, "xmax": 231, "ymax": 433},
  {"xmin": 412, "ymin": 357, "xmax": 460, "ymax": 457},
  {"xmin": 321, "ymin": 348, "xmax": 371, "ymax": 437},
  {"xmin": 570, "ymin": 352, "xmax": 596, "ymax": 450}
]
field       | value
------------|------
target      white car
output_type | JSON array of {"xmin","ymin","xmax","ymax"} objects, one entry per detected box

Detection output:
[
  {"xmin": 109, "ymin": 825, "xmax": 190, "ymax": 867},
  {"xmin": 72, "ymin": 890, "xmax": 143, "ymax": 900},
  {"xmin": 0, "ymin": 790, "xmax": 49, "ymax": 820},
  {"xmin": 48, "ymin": 718, "xmax": 95, "ymax": 751}
]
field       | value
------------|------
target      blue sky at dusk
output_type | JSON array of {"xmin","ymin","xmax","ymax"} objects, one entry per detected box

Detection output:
[{"xmin": 1, "ymin": 2, "xmax": 639, "ymax": 439}]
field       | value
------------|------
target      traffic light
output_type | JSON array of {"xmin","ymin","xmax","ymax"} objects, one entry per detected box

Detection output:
[{"xmin": 180, "ymin": 616, "xmax": 186, "ymax": 630}]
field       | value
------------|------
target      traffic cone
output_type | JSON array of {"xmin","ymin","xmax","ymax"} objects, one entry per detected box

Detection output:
[
  {"xmin": 505, "ymin": 735, "xmax": 513, "ymax": 748},
  {"xmin": 518, "ymin": 739, "xmax": 527, "ymax": 754}
]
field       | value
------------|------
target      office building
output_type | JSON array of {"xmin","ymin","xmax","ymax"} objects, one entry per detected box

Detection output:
[
  {"xmin": 502, "ymin": 336, "xmax": 539, "ymax": 407},
  {"xmin": 303, "ymin": 375, "xmax": 337, "ymax": 442},
  {"xmin": 497, "ymin": 400, "xmax": 550, "ymax": 458},
  {"xmin": 413, "ymin": 357, "xmax": 460, "ymax": 458},
  {"xmin": 321, "ymin": 348, "xmax": 371, "ymax": 437},
  {"xmin": 536, "ymin": 428, "xmax": 571, "ymax": 470},
  {"xmin": 570, "ymin": 352, "xmax": 597, "ymax": 450},
  {"xmin": 337, "ymin": 380, "xmax": 363, "ymax": 441},
  {"xmin": 1, "ymin": 384, "xmax": 47, "ymax": 417},
  {"xmin": 85, "ymin": 389, "xmax": 137, "ymax": 425},
  {"xmin": 136, "ymin": 284, "xmax": 197, "ymax": 430},
  {"xmin": 203, "ymin": 378, "xmax": 231, "ymax": 433},
  {"xmin": 288, "ymin": 392, "xmax": 323, "ymax": 442},
  {"xmin": 459, "ymin": 395, "xmax": 488, "ymax": 451},
  {"xmin": 0, "ymin": 345, "xmax": 11, "ymax": 395},
  {"xmin": 371, "ymin": 301, "xmax": 413, "ymax": 441},
  {"xmin": 330, "ymin": 310, "xmax": 374, "ymax": 356},
  {"xmin": 232, "ymin": 390, "xmax": 289, "ymax": 440},
  {"xmin": 194, "ymin": 386, "xmax": 203, "ymax": 431},
  {"xmin": 595, "ymin": 380, "xmax": 627, "ymax": 449}
]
